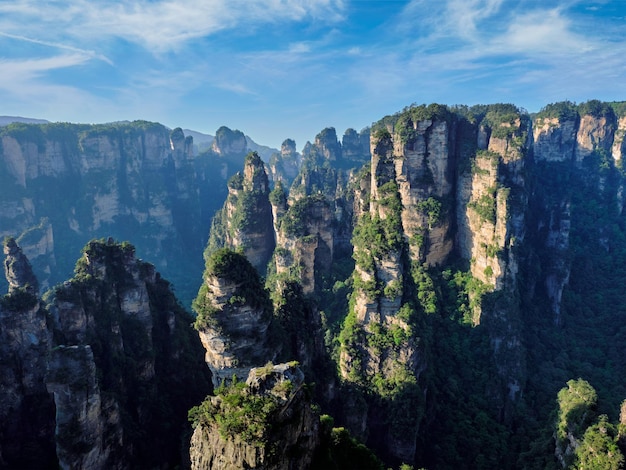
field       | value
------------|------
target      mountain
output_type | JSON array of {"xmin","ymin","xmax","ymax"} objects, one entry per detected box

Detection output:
[
  {"xmin": 191, "ymin": 100, "xmax": 626, "ymax": 469},
  {"xmin": 3, "ymin": 100, "xmax": 626, "ymax": 469},
  {"xmin": 0, "ymin": 237, "xmax": 212, "ymax": 468},
  {"xmin": 0, "ymin": 121, "xmax": 277, "ymax": 308},
  {"xmin": 0, "ymin": 115, "xmax": 49, "ymax": 126}
]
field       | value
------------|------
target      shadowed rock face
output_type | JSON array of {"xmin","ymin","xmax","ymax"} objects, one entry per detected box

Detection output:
[
  {"xmin": 0, "ymin": 238, "xmax": 211, "ymax": 469},
  {"xmin": 3, "ymin": 237, "xmax": 38, "ymax": 295},
  {"xmin": 46, "ymin": 238, "xmax": 212, "ymax": 468},
  {"xmin": 0, "ymin": 240, "xmax": 55, "ymax": 468}
]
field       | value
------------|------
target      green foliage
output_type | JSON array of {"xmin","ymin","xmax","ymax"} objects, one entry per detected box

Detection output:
[
  {"xmin": 227, "ymin": 172, "xmax": 244, "ymax": 190},
  {"xmin": 416, "ymin": 197, "xmax": 442, "ymax": 228},
  {"xmin": 312, "ymin": 417, "xmax": 384, "ymax": 470},
  {"xmin": 556, "ymin": 379, "xmax": 598, "ymax": 443},
  {"xmin": 0, "ymin": 287, "xmax": 39, "ymax": 311},
  {"xmin": 230, "ymin": 189, "xmax": 268, "ymax": 233},
  {"xmin": 578, "ymin": 100, "xmax": 616, "ymax": 119},
  {"xmin": 279, "ymin": 194, "xmax": 327, "ymax": 237},
  {"xmin": 392, "ymin": 104, "xmax": 451, "ymax": 144},
  {"xmin": 609, "ymin": 101, "xmax": 626, "ymax": 118},
  {"xmin": 269, "ymin": 180, "xmax": 287, "ymax": 207},
  {"xmin": 194, "ymin": 248, "xmax": 272, "ymax": 330},
  {"xmin": 352, "ymin": 182, "xmax": 404, "ymax": 267},
  {"xmin": 536, "ymin": 101, "xmax": 579, "ymax": 122},
  {"xmin": 412, "ymin": 264, "xmax": 438, "ymax": 315},
  {"xmin": 574, "ymin": 415, "xmax": 625, "ymax": 470},
  {"xmin": 189, "ymin": 377, "xmax": 279, "ymax": 447},
  {"xmin": 467, "ymin": 187, "xmax": 497, "ymax": 224}
]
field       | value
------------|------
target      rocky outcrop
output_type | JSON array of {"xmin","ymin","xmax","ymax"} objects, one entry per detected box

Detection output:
[
  {"xmin": 207, "ymin": 152, "xmax": 275, "ymax": 273},
  {"xmin": 194, "ymin": 249, "xmax": 276, "ymax": 387},
  {"xmin": 3, "ymin": 237, "xmax": 38, "ymax": 295},
  {"xmin": 189, "ymin": 363, "xmax": 320, "ymax": 470},
  {"xmin": 338, "ymin": 125, "xmax": 425, "ymax": 463},
  {"xmin": 212, "ymin": 126, "xmax": 247, "ymax": 157},
  {"xmin": 0, "ymin": 240, "xmax": 55, "ymax": 468},
  {"xmin": 46, "ymin": 238, "xmax": 212, "ymax": 468},
  {"xmin": 342, "ymin": 128, "xmax": 370, "ymax": 162},
  {"xmin": 268, "ymin": 139, "xmax": 302, "ymax": 187}
]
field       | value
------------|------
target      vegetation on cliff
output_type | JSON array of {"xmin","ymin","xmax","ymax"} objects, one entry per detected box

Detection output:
[
  {"xmin": 50, "ymin": 238, "xmax": 212, "ymax": 467},
  {"xmin": 7, "ymin": 100, "xmax": 626, "ymax": 469}
]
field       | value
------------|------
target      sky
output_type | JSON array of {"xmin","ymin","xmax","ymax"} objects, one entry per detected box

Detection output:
[{"xmin": 0, "ymin": 0, "xmax": 625, "ymax": 150}]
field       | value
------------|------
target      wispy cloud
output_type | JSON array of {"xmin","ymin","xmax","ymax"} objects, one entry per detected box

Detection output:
[
  {"xmin": 0, "ymin": 54, "xmax": 91, "ymax": 82},
  {"xmin": 0, "ymin": 0, "xmax": 346, "ymax": 53},
  {"xmin": 0, "ymin": 32, "xmax": 113, "ymax": 65}
]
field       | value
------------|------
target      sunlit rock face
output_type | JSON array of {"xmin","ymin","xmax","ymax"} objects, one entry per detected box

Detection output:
[
  {"xmin": 194, "ymin": 249, "xmax": 276, "ymax": 388},
  {"xmin": 206, "ymin": 151, "xmax": 275, "ymax": 274}
]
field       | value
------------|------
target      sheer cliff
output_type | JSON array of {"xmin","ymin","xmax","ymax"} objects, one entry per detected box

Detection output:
[
  {"xmin": 4, "ymin": 100, "xmax": 626, "ymax": 469},
  {"xmin": 206, "ymin": 152, "xmax": 275, "ymax": 273},
  {"xmin": 0, "ymin": 121, "xmax": 259, "ymax": 307},
  {"xmin": 194, "ymin": 100, "xmax": 626, "ymax": 469},
  {"xmin": 0, "ymin": 238, "xmax": 212, "ymax": 469}
]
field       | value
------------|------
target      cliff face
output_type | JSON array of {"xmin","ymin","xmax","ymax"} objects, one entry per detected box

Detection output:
[
  {"xmin": 273, "ymin": 194, "xmax": 334, "ymax": 294},
  {"xmin": 0, "ymin": 121, "xmax": 247, "ymax": 307},
  {"xmin": 212, "ymin": 126, "xmax": 247, "ymax": 157},
  {"xmin": 46, "ymin": 345, "xmax": 115, "ymax": 470},
  {"xmin": 387, "ymin": 112, "xmax": 455, "ymax": 266},
  {"xmin": 334, "ymin": 104, "xmax": 533, "ymax": 461},
  {"xmin": 194, "ymin": 249, "xmax": 276, "ymax": 387},
  {"xmin": 189, "ymin": 363, "xmax": 319, "ymax": 470},
  {"xmin": 0, "ymin": 238, "xmax": 56, "ymax": 468},
  {"xmin": 0, "ymin": 237, "xmax": 212, "ymax": 469},
  {"xmin": 206, "ymin": 152, "xmax": 276, "ymax": 273}
]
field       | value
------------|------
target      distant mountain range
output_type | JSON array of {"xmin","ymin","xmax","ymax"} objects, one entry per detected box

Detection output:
[
  {"xmin": 0, "ymin": 116, "xmax": 278, "ymax": 159},
  {"xmin": 0, "ymin": 115, "xmax": 49, "ymax": 126}
]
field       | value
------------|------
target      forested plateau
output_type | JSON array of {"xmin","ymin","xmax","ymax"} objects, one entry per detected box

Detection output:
[{"xmin": 1, "ymin": 100, "xmax": 626, "ymax": 469}]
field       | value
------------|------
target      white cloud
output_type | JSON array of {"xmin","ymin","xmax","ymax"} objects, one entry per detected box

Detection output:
[
  {"xmin": 0, "ymin": 54, "xmax": 91, "ymax": 83},
  {"xmin": 0, "ymin": 0, "xmax": 346, "ymax": 53},
  {"xmin": 289, "ymin": 42, "xmax": 312, "ymax": 53},
  {"xmin": 443, "ymin": 0, "xmax": 504, "ymax": 40},
  {"xmin": 0, "ymin": 32, "xmax": 113, "ymax": 65},
  {"xmin": 497, "ymin": 8, "xmax": 592, "ymax": 55}
]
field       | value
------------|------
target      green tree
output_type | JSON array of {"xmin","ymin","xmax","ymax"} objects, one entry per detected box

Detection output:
[{"xmin": 574, "ymin": 415, "xmax": 624, "ymax": 470}]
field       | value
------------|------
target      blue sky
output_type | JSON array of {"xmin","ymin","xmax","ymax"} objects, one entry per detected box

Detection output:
[{"xmin": 0, "ymin": 0, "xmax": 625, "ymax": 150}]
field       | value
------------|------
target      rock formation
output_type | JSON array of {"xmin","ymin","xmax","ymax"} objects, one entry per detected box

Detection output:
[
  {"xmin": 0, "ymin": 238, "xmax": 55, "ymax": 468},
  {"xmin": 0, "ymin": 121, "xmax": 248, "ymax": 307},
  {"xmin": 0, "ymin": 237, "xmax": 211, "ymax": 469},
  {"xmin": 206, "ymin": 152, "xmax": 275, "ymax": 273},
  {"xmin": 268, "ymin": 139, "xmax": 302, "ymax": 187},
  {"xmin": 189, "ymin": 363, "xmax": 320, "ymax": 470},
  {"xmin": 194, "ymin": 249, "xmax": 276, "ymax": 387}
]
